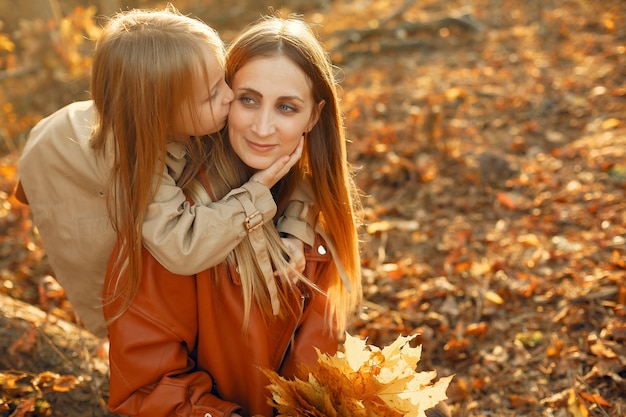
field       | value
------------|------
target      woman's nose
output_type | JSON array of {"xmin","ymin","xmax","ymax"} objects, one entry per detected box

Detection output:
[{"xmin": 251, "ymin": 108, "xmax": 275, "ymax": 136}]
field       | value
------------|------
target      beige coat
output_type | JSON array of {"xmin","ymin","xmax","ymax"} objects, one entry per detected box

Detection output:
[{"xmin": 17, "ymin": 100, "xmax": 315, "ymax": 337}]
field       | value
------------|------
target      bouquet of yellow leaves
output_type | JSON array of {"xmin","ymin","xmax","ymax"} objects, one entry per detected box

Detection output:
[{"xmin": 264, "ymin": 333, "xmax": 454, "ymax": 417}]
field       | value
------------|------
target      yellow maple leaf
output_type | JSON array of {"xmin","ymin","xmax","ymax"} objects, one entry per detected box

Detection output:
[
  {"xmin": 377, "ymin": 336, "xmax": 422, "ymax": 384},
  {"xmin": 379, "ymin": 375, "xmax": 454, "ymax": 417},
  {"xmin": 342, "ymin": 334, "xmax": 371, "ymax": 372}
]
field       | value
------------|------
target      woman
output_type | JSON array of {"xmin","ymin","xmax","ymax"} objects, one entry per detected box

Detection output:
[{"xmin": 104, "ymin": 16, "xmax": 362, "ymax": 417}]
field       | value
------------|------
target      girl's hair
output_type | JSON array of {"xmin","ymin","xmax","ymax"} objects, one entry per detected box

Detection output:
[
  {"xmin": 93, "ymin": 6, "xmax": 225, "ymax": 320},
  {"xmin": 215, "ymin": 16, "xmax": 362, "ymax": 334}
]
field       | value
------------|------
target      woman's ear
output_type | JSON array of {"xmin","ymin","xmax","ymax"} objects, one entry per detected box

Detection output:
[{"xmin": 305, "ymin": 100, "xmax": 325, "ymax": 132}]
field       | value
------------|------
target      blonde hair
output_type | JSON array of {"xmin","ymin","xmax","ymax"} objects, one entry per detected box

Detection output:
[
  {"xmin": 218, "ymin": 16, "xmax": 363, "ymax": 335},
  {"xmin": 93, "ymin": 6, "xmax": 225, "ymax": 321}
]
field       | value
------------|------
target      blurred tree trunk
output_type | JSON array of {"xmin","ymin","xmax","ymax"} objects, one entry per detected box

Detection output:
[{"xmin": 0, "ymin": 294, "xmax": 119, "ymax": 417}]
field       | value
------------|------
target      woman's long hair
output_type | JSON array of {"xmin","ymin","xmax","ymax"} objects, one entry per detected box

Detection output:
[
  {"xmin": 93, "ymin": 6, "xmax": 225, "ymax": 321},
  {"xmin": 219, "ymin": 16, "xmax": 363, "ymax": 334}
]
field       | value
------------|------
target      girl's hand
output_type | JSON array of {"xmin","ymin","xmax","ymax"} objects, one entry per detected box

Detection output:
[
  {"xmin": 250, "ymin": 137, "xmax": 304, "ymax": 188},
  {"xmin": 277, "ymin": 236, "xmax": 306, "ymax": 284}
]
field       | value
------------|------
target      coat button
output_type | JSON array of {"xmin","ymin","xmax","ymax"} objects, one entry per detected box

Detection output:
[
  {"xmin": 204, "ymin": 413, "xmax": 212, "ymax": 417},
  {"xmin": 317, "ymin": 244, "xmax": 327, "ymax": 255}
]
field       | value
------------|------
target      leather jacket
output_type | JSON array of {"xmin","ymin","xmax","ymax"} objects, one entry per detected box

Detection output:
[{"xmin": 104, "ymin": 233, "xmax": 338, "ymax": 417}]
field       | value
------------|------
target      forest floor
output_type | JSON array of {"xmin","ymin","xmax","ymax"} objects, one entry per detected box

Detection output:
[{"xmin": 1, "ymin": 0, "xmax": 625, "ymax": 416}]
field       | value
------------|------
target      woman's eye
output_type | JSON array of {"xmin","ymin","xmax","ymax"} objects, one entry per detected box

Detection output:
[
  {"xmin": 278, "ymin": 103, "xmax": 296, "ymax": 113},
  {"xmin": 239, "ymin": 96, "xmax": 255, "ymax": 105}
]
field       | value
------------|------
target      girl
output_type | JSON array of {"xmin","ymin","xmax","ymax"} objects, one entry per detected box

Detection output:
[
  {"xmin": 15, "ymin": 7, "xmax": 312, "ymax": 338},
  {"xmin": 104, "ymin": 16, "xmax": 363, "ymax": 417}
]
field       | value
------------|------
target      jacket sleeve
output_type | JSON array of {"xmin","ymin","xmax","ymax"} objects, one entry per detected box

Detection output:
[
  {"xmin": 276, "ymin": 176, "xmax": 318, "ymax": 248},
  {"xmin": 142, "ymin": 166, "xmax": 277, "ymax": 276},
  {"xmin": 105, "ymin": 249, "xmax": 242, "ymax": 417}
]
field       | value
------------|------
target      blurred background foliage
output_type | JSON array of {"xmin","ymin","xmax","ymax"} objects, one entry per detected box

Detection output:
[{"xmin": 2, "ymin": 2, "xmax": 625, "ymax": 415}]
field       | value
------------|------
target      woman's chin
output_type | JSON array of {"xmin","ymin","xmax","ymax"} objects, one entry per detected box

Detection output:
[
  {"xmin": 243, "ymin": 159, "xmax": 271, "ymax": 172},
  {"xmin": 252, "ymin": 165, "xmax": 272, "ymax": 172}
]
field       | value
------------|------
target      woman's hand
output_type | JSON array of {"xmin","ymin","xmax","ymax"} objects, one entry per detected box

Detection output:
[{"xmin": 250, "ymin": 137, "xmax": 304, "ymax": 188}]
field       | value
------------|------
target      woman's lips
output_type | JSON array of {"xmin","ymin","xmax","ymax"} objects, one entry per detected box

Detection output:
[{"xmin": 246, "ymin": 139, "xmax": 276, "ymax": 153}]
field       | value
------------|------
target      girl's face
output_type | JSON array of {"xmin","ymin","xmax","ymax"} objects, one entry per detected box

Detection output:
[
  {"xmin": 228, "ymin": 55, "xmax": 322, "ymax": 171},
  {"xmin": 175, "ymin": 48, "xmax": 234, "ymax": 137}
]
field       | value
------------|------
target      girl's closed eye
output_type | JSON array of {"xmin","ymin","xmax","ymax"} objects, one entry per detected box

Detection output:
[
  {"xmin": 203, "ymin": 87, "xmax": 216, "ymax": 102},
  {"xmin": 208, "ymin": 77, "xmax": 228, "ymax": 102},
  {"xmin": 210, "ymin": 85, "xmax": 223, "ymax": 101}
]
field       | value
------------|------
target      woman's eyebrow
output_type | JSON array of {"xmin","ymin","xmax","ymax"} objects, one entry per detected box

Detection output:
[
  {"xmin": 279, "ymin": 95, "xmax": 305, "ymax": 103},
  {"xmin": 236, "ymin": 86, "xmax": 305, "ymax": 103}
]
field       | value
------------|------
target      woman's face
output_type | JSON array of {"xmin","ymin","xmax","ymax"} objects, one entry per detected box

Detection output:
[
  {"xmin": 175, "ymin": 48, "xmax": 234, "ymax": 137},
  {"xmin": 228, "ymin": 55, "xmax": 322, "ymax": 171}
]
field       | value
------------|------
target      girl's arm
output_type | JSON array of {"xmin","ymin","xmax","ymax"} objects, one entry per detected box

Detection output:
[
  {"xmin": 144, "ymin": 142, "xmax": 315, "ymax": 275},
  {"xmin": 142, "ymin": 170, "xmax": 276, "ymax": 275}
]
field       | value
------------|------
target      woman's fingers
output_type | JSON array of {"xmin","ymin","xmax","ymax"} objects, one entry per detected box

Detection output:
[
  {"xmin": 250, "ymin": 137, "xmax": 304, "ymax": 188},
  {"xmin": 275, "ymin": 237, "xmax": 306, "ymax": 284},
  {"xmin": 283, "ymin": 237, "xmax": 305, "ymax": 273}
]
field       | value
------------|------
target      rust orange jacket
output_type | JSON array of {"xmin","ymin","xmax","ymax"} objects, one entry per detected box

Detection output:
[{"xmin": 103, "ymin": 234, "xmax": 338, "ymax": 417}]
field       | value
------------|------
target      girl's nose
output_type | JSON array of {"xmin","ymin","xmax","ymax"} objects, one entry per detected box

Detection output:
[{"xmin": 224, "ymin": 86, "xmax": 235, "ymax": 104}]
